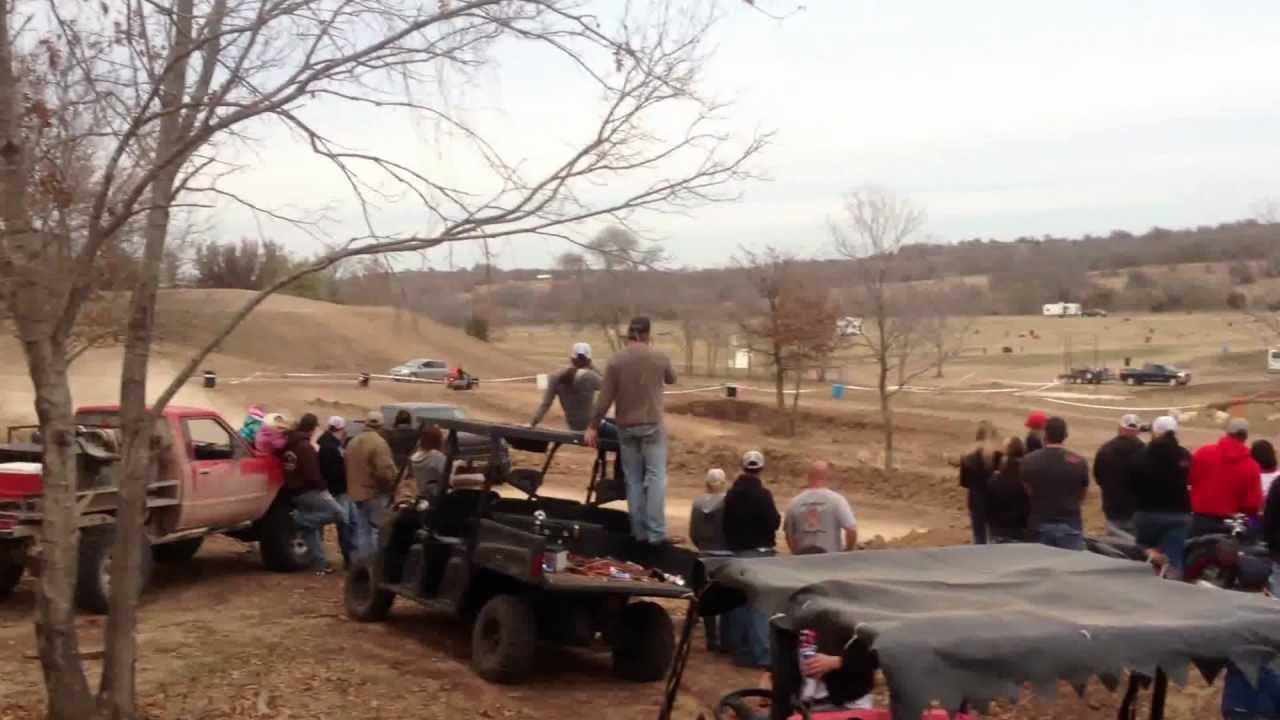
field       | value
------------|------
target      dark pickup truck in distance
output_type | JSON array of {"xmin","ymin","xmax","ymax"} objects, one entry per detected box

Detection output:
[{"xmin": 1119, "ymin": 363, "xmax": 1190, "ymax": 386}]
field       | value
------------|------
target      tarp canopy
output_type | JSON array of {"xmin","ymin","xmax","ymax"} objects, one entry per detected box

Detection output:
[{"xmin": 701, "ymin": 544, "xmax": 1280, "ymax": 719}]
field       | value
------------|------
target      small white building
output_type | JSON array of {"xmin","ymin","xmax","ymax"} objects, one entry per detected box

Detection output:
[
  {"xmin": 1269, "ymin": 347, "xmax": 1280, "ymax": 373},
  {"xmin": 1042, "ymin": 302, "xmax": 1082, "ymax": 317}
]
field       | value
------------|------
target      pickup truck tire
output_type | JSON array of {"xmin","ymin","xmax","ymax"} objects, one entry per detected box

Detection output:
[
  {"xmin": 472, "ymin": 594, "xmax": 539, "ymax": 684},
  {"xmin": 0, "ymin": 558, "xmax": 20, "ymax": 599},
  {"xmin": 345, "ymin": 561, "xmax": 394, "ymax": 622},
  {"xmin": 1167, "ymin": 378, "xmax": 1177, "ymax": 387},
  {"xmin": 153, "ymin": 537, "xmax": 203, "ymax": 564},
  {"xmin": 76, "ymin": 525, "xmax": 153, "ymax": 615},
  {"xmin": 258, "ymin": 498, "xmax": 309, "ymax": 573},
  {"xmin": 612, "ymin": 600, "xmax": 675, "ymax": 682}
]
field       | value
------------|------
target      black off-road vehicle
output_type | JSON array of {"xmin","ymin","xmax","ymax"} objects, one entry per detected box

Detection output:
[{"xmin": 343, "ymin": 418, "xmax": 695, "ymax": 685}]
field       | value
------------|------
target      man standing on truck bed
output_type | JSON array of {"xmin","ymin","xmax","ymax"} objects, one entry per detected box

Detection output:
[
  {"xmin": 346, "ymin": 411, "xmax": 399, "ymax": 559},
  {"xmin": 585, "ymin": 316, "xmax": 678, "ymax": 546},
  {"xmin": 530, "ymin": 342, "xmax": 602, "ymax": 431}
]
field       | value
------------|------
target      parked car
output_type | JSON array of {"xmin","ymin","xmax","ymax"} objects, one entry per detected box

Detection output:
[
  {"xmin": 1118, "ymin": 363, "xmax": 1191, "ymax": 386},
  {"xmin": 389, "ymin": 358, "xmax": 450, "ymax": 382},
  {"xmin": 0, "ymin": 406, "xmax": 303, "ymax": 612}
]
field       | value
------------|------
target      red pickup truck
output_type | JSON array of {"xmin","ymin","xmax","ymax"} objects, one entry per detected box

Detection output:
[{"xmin": 0, "ymin": 405, "xmax": 308, "ymax": 612}]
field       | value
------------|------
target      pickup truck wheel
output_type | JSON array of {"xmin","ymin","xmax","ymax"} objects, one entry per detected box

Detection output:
[
  {"xmin": 0, "ymin": 557, "xmax": 20, "ymax": 599},
  {"xmin": 472, "ymin": 594, "xmax": 538, "ymax": 684},
  {"xmin": 612, "ymin": 601, "xmax": 675, "ymax": 682},
  {"xmin": 76, "ymin": 525, "xmax": 153, "ymax": 615},
  {"xmin": 153, "ymin": 537, "xmax": 203, "ymax": 564},
  {"xmin": 1167, "ymin": 378, "xmax": 1177, "ymax": 387},
  {"xmin": 345, "ymin": 561, "xmax": 394, "ymax": 622},
  {"xmin": 259, "ymin": 498, "xmax": 309, "ymax": 573}
]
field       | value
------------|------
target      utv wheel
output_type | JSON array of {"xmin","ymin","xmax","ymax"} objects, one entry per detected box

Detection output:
[
  {"xmin": 612, "ymin": 600, "xmax": 675, "ymax": 682},
  {"xmin": 259, "ymin": 497, "xmax": 309, "ymax": 572},
  {"xmin": 345, "ymin": 561, "xmax": 394, "ymax": 622},
  {"xmin": 0, "ymin": 557, "xmax": 21, "ymax": 599},
  {"xmin": 716, "ymin": 689, "xmax": 771, "ymax": 720},
  {"xmin": 153, "ymin": 537, "xmax": 203, "ymax": 564},
  {"xmin": 472, "ymin": 594, "xmax": 539, "ymax": 684},
  {"xmin": 76, "ymin": 525, "xmax": 153, "ymax": 614}
]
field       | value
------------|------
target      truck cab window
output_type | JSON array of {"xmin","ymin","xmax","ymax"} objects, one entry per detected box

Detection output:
[{"xmin": 185, "ymin": 418, "xmax": 237, "ymax": 461}]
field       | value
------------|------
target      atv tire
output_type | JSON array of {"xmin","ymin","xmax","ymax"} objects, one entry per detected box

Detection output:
[
  {"xmin": 258, "ymin": 497, "xmax": 309, "ymax": 573},
  {"xmin": 612, "ymin": 600, "xmax": 675, "ymax": 682},
  {"xmin": 75, "ymin": 524, "xmax": 153, "ymax": 614},
  {"xmin": 153, "ymin": 537, "xmax": 204, "ymax": 564},
  {"xmin": 344, "ymin": 560, "xmax": 394, "ymax": 622},
  {"xmin": 472, "ymin": 594, "xmax": 539, "ymax": 684}
]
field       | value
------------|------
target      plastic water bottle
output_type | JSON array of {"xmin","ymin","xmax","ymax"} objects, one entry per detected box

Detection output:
[
  {"xmin": 798, "ymin": 629, "xmax": 818, "ymax": 660},
  {"xmin": 798, "ymin": 629, "xmax": 826, "ymax": 701}
]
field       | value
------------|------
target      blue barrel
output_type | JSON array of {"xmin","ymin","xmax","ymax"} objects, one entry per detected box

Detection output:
[{"xmin": 831, "ymin": 384, "xmax": 845, "ymax": 400}]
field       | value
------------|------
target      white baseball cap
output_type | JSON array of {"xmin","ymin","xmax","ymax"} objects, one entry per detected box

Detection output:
[
  {"xmin": 327, "ymin": 416, "xmax": 347, "ymax": 431},
  {"xmin": 1151, "ymin": 416, "xmax": 1178, "ymax": 435},
  {"xmin": 572, "ymin": 342, "xmax": 592, "ymax": 359},
  {"xmin": 1120, "ymin": 414, "xmax": 1142, "ymax": 430},
  {"xmin": 742, "ymin": 450, "xmax": 765, "ymax": 471}
]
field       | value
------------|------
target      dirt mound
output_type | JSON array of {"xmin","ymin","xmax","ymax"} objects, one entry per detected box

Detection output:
[
  {"xmin": 669, "ymin": 398, "xmax": 873, "ymax": 436},
  {"xmin": 153, "ymin": 289, "xmax": 532, "ymax": 379}
]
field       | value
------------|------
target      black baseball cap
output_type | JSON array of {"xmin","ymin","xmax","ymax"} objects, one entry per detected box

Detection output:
[{"xmin": 628, "ymin": 316, "xmax": 651, "ymax": 336}]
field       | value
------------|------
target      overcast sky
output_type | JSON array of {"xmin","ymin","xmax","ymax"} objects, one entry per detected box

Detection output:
[{"xmin": 212, "ymin": 1, "xmax": 1280, "ymax": 270}]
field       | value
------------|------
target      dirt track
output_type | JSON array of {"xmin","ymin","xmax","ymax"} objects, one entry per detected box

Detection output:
[{"xmin": 1, "ymin": 291, "xmax": 1278, "ymax": 718}]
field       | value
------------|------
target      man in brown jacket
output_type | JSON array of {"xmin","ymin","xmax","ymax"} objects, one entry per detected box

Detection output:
[
  {"xmin": 585, "ymin": 316, "xmax": 677, "ymax": 545},
  {"xmin": 345, "ymin": 411, "xmax": 398, "ymax": 559}
]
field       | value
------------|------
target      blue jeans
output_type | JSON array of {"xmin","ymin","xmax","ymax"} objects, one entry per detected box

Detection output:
[
  {"xmin": 334, "ymin": 493, "xmax": 357, "ymax": 565},
  {"xmin": 723, "ymin": 605, "xmax": 771, "ymax": 668},
  {"xmin": 354, "ymin": 495, "xmax": 389, "ymax": 561},
  {"xmin": 618, "ymin": 424, "xmax": 668, "ymax": 543},
  {"xmin": 1134, "ymin": 511, "xmax": 1189, "ymax": 573},
  {"xmin": 1038, "ymin": 522, "xmax": 1085, "ymax": 551},
  {"xmin": 1224, "ymin": 664, "xmax": 1280, "ymax": 718},
  {"xmin": 293, "ymin": 490, "xmax": 344, "ymax": 570}
]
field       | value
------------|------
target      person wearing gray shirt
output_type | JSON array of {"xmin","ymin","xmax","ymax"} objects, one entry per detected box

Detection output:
[
  {"xmin": 784, "ymin": 461, "xmax": 857, "ymax": 554},
  {"xmin": 530, "ymin": 342, "xmax": 602, "ymax": 431}
]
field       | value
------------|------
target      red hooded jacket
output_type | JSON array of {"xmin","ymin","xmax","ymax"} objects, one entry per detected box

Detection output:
[{"xmin": 1189, "ymin": 436, "xmax": 1262, "ymax": 517}]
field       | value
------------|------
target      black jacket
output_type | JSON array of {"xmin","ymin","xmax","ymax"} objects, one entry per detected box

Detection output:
[
  {"xmin": 384, "ymin": 426, "xmax": 418, "ymax": 472},
  {"xmin": 1094, "ymin": 434, "xmax": 1145, "ymax": 522},
  {"xmin": 1130, "ymin": 435, "xmax": 1191, "ymax": 514},
  {"xmin": 723, "ymin": 472, "xmax": 780, "ymax": 552},
  {"xmin": 1025, "ymin": 432, "xmax": 1044, "ymax": 453},
  {"xmin": 318, "ymin": 431, "xmax": 347, "ymax": 496},
  {"xmin": 986, "ymin": 464, "xmax": 1029, "ymax": 536},
  {"xmin": 1264, "ymin": 480, "xmax": 1280, "ymax": 558}
]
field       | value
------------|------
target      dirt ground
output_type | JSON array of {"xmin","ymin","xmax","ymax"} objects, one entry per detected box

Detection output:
[{"xmin": 1, "ymin": 290, "xmax": 1278, "ymax": 718}]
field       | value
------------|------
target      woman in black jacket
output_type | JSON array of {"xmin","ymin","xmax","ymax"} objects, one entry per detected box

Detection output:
[
  {"xmin": 986, "ymin": 437, "xmax": 1029, "ymax": 543},
  {"xmin": 959, "ymin": 421, "xmax": 1002, "ymax": 545},
  {"xmin": 1130, "ymin": 416, "xmax": 1192, "ymax": 576}
]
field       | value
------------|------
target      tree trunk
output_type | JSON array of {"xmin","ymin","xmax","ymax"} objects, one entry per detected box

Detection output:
[
  {"xmin": 0, "ymin": 4, "xmax": 94, "ymax": 710},
  {"xmin": 25, "ymin": 342, "xmax": 96, "ymax": 720},
  {"xmin": 772, "ymin": 356, "xmax": 785, "ymax": 410},
  {"xmin": 879, "ymin": 363, "xmax": 894, "ymax": 471},
  {"xmin": 789, "ymin": 365, "xmax": 803, "ymax": 436},
  {"xmin": 99, "ymin": 2, "xmax": 194, "ymax": 714}
]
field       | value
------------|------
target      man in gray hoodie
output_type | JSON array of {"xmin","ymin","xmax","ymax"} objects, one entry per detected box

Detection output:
[{"xmin": 689, "ymin": 467, "xmax": 728, "ymax": 651}]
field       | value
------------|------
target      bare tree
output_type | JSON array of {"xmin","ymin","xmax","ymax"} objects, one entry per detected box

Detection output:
[
  {"xmin": 0, "ymin": 2, "xmax": 768, "ymax": 718},
  {"xmin": 737, "ymin": 247, "xmax": 840, "ymax": 422},
  {"xmin": 831, "ymin": 186, "xmax": 927, "ymax": 470},
  {"xmin": 914, "ymin": 287, "xmax": 976, "ymax": 378}
]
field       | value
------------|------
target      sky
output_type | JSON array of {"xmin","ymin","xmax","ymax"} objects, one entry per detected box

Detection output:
[{"xmin": 211, "ymin": 1, "xmax": 1280, "ymax": 270}]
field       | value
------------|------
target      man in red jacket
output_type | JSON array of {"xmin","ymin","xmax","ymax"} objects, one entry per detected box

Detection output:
[
  {"xmin": 284, "ymin": 413, "xmax": 344, "ymax": 574},
  {"xmin": 1189, "ymin": 418, "xmax": 1262, "ymax": 538}
]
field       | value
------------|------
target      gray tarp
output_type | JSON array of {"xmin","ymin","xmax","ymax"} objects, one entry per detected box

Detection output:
[{"xmin": 702, "ymin": 544, "xmax": 1280, "ymax": 719}]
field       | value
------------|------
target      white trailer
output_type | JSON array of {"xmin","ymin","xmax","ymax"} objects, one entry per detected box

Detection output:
[
  {"xmin": 1269, "ymin": 347, "xmax": 1280, "ymax": 373},
  {"xmin": 1042, "ymin": 302, "xmax": 1082, "ymax": 318},
  {"xmin": 836, "ymin": 316, "xmax": 864, "ymax": 337}
]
